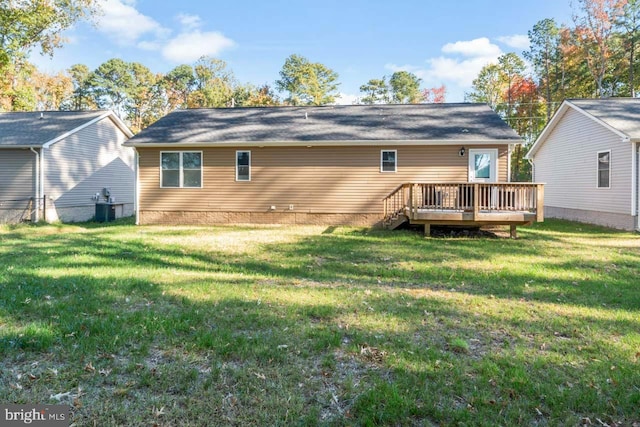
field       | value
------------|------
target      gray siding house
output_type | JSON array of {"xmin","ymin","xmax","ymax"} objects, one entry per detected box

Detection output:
[
  {"xmin": 526, "ymin": 98, "xmax": 640, "ymax": 231},
  {"xmin": 0, "ymin": 111, "xmax": 134, "ymax": 223}
]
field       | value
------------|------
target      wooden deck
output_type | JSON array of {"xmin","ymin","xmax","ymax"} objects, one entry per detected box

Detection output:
[{"xmin": 383, "ymin": 183, "xmax": 544, "ymax": 237}]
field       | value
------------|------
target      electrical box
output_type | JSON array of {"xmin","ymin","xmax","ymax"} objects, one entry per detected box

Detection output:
[{"xmin": 95, "ymin": 203, "xmax": 116, "ymax": 222}]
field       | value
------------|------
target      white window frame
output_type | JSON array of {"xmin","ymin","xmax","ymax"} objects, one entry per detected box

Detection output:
[
  {"xmin": 597, "ymin": 150, "xmax": 611, "ymax": 189},
  {"xmin": 236, "ymin": 150, "xmax": 251, "ymax": 182},
  {"xmin": 380, "ymin": 150, "xmax": 397, "ymax": 173},
  {"xmin": 160, "ymin": 151, "xmax": 203, "ymax": 189}
]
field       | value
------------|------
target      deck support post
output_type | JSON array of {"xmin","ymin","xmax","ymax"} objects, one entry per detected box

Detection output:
[
  {"xmin": 473, "ymin": 183, "xmax": 479, "ymax": 221},
  {"xmin": 424, "ymin": 223, "xmax": 431, "ymax": 237},
  {"xmin": 510, "ymin": 224, "xmax": 517, "ymax": 239}
]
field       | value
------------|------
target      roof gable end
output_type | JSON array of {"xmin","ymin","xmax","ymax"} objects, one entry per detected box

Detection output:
[{"xmin": 526, "ymin": 99, "xmax": 630, "ymax": 159}]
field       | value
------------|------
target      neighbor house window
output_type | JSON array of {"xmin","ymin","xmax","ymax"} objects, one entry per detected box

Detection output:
[
  {"xmin": 236, "ymin": 151, "xmax": 251, "ymax": 181},
  {"xmin": 381, "ymin": 150, "xmax": 397, "ymax": 172},
  {"xmin": 597, "ymin": 150, "xmax": 610, "ymax": 188},
  {"xmin": 160, "ymin": 151, "xmax": 202, "ymax": 188}
]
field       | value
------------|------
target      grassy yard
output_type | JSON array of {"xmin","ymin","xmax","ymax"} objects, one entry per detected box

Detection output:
[{"xmin": 0, "ymin": 219, "xmax": 638, "ymax": 426}]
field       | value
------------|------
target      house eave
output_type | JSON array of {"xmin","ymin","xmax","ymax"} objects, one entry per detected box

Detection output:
[
  {"xmin": 0, "ymin": 145, "xmax": 43, "ymax": 149},
  {"xmin": 124, "ymin": 139, "xmax": 522, "ymax": 148}
]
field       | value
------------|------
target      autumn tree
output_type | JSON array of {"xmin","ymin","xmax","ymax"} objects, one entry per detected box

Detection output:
[
  {"xmin": 247, "ymin": 84, "xmax": 280, "ymax": 106},
  {"xmin": 0, "ymin": 0, "xmax": 97, "ymax": 67},
  {"xmin": 189, "ymin": 56, "xmax": 236, "ymax": 108},
  {"xmin": 498, "ymin": 53, "xmax": 526, "ymax": 123},
  {"xmin": 276, "ymin": 54, "xmax": 340, "ymax": 105},
  {"xmin": 525, "ymin": 19, "xmax": 563, "ymax": 120},
  {"xmin": 127, "ymin": 63, "xmax": 162, "ymax": 132},
  {"xmin": 0, "ymin": 55, "xmax": 36, "ymax": 111},
  {"xmin": 232, "ymin": 84, "xmax": 280, "ymax": 107},
  {"xmin": 162, "ymin": 64, "xmax": 196, "ymax": 111},
  {"xmin": 422, "ymin": 85, "xmax": 447, "ymax": 103},
  {"xmin": 615, "ymin": 0, "xmax": 640, "ymax": 95},
  {"xmin": 465, "ymin": 63, "xmax": 506, "ymax": 108},
  {"xmin": 32, "ymin": 70, "xmax": 72, "ymax": 110},
  {"xmin": 572, "ymin": 0, "xmax": 626, "ymax": 97}
]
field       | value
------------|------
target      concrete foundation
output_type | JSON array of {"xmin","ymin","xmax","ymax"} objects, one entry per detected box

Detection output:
[
  {"xmin": 545, "ymin": 206, "xmax": 637, "ymax": 231},
  {"xmin": 139, "ymin": 210, "xmax": 382, "ymax": 227}
]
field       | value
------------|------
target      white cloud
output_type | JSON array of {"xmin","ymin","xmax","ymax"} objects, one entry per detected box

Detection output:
[
  {"xmin": 442, "ymin": 37, "xmax": 502, "ymax": 58},
  {"xmin": 177, "ymin": 13, "xmax": 202, "ymax": 30},
  {"xmin": 334, "ymin": 93, "xmax": 360, "ymax": 105},
  {"xmin": 496, "ymin": 34, "xmax": 530, "ymax": 50},
  {"xmin": 96, "ymin": 0, "xmax": 167, "ymax": 45},
  {"xmin": 94, "ymin": 1, "xmax": 236, "ymax": 63},
  {"xmin": 385, "ymin": 37, "xmax": 504, "ymax": 102},
  {"xmin": 162, "ymin": 31, "xmax": 235, "ymax": 63},
  {"xmin": 137, "ymin": 40, "xmax": 161, "ymax": 51}
]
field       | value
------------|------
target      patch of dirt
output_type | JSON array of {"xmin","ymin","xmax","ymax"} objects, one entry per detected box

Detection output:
[{"xmin": 430, "ymin": 226, "xmax": 507, "ymax": 238}]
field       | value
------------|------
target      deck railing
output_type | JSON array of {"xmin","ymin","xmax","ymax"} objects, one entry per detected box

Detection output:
[{"xmin": 383, "ymin": 182, "xmax": 544, "ymax": 224}]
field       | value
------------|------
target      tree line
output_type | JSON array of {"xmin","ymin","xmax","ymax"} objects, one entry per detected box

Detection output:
[
  {"xmin": 2, "ymin": 0, "xmax": 639, "ymax": 173},
  {"xmin": 467, "ymin": 0, "xmax": 640, "ymax": 179}
]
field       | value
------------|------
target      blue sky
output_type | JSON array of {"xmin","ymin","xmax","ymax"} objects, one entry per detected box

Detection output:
[{"xmin": 31, "ymin": 0, "xmax": 574, "ymax": 103}]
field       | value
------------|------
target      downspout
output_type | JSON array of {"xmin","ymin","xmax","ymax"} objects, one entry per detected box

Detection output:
[
  {"xmin": 527, "ymin": 158, "xmax": 535, "ymax": 183},
  {"xmin": 507, "ymin": 144, "xmax": 512, "ymax": 182},
  {"xmin": 40, "ymin": 147, "xmax": 46, "ymax": 222},
  {"xmin": 636, "ymin": 142, "xmax": 639, "ymax": 231},
  {"xmin": 29, "ymin": 147, "xmax": 40, "ymax": 222},
  {"xmin": 134, "ymin": 148, "xmax": 140, "ymax": 225}
]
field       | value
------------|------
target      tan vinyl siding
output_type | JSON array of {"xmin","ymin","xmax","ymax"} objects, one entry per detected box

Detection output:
[
  {"xmin": 139, "ymin": 144, "xmax": 508, "ymax": 215},
  {"xmin": 0, "ymin": 149, "xmax": 36, "ymax": 209},
  {"xmin": 44, "ymin": 117, "xmax": 134, "ymax": 209},
  {"xmin": 533, "ymin": 108, "xmax": 632, "ymax": 215}
]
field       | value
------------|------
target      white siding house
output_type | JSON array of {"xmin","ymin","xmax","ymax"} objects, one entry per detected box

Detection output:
[
  {"xmin": 526, "ymin": 99, "xmax": 640, "ymax": 231},
  {"xmin": 0, "ymin": 111, "xmax": 134, "ymax": 223}
]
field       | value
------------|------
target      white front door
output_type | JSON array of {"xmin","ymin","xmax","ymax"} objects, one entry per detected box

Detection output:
[{"xmin": 468, "ymin": 149, "xmax": 498, "ymax": 183}]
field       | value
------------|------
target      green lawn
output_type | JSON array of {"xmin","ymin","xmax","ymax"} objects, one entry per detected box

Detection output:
[{"xmin": 0, "ymin": 219, "xmax": 638, "ymax": 426}]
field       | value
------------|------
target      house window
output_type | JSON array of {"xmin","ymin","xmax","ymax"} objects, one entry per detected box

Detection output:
[
  {"xmin": 597, "ymin": 151, "xmax": 610, "ymax": 188},
  {"xmin": 236, "ymin": 151, "xmax": 251, "ymax": 181},
  {"xmin": 161, "ymin": 151, "xmax": 202, "ymax": 188},
  {"xmin": 381, "ymin": 150, "xmax": 397, "ymax": 173}
]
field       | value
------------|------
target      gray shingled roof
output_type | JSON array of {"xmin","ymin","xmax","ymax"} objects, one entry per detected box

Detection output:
[
  {"xmin": 0, "ymin": 111, "xmax": 109, "ymax": 147},
  {"xmin": 568, "ymin": 98, "xmax": 640, "ymax": 138},
  {"xmin": 126, "ymin": 104, "xmax": 521, "ymax": 146}
]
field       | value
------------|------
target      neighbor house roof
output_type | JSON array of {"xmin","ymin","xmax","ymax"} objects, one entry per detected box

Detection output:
[
  {"xmin": 125, "ymin": 104, "xmax": 522, "ymax": 147},
  {"xmin": 526, "ymin": 98, "xmax": 640, "ymax": 158},
  {"xmin": 0, "ymin": 110, "xmax": 133, "ymax": 148}
]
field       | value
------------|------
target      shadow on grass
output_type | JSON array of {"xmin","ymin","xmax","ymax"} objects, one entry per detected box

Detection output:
[{"xmin": 1, "ymin": 219, "xmax": 639, "ymax": 425}]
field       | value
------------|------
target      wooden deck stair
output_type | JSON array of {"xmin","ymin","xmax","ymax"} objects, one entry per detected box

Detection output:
[
  {"xmin": 382, "ymin": 182, "xmax": 544, "ymax": 236},
  {"xmin": 383, "ymin": 212, "xmax": 409, "ymax": 230}
]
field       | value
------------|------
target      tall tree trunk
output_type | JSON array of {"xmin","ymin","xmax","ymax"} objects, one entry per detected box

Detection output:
[
  {"xmin": 512, "ymin": 144, "xmax": 522, "ymax": 181},
  {"xmin": 630, "ymin": 38, "xmax": 636, "ymax": 97}
]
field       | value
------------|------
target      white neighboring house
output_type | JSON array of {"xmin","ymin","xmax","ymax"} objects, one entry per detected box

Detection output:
[
  {"xmin": 0, "ymin": 110, "xmax": 135, "ymax": 223},
  {"xmin": 526, "ymin": 98, "xmax": 640, "ymax": 231}
]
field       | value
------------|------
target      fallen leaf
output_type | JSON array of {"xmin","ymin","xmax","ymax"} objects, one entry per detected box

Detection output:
[
  {"xmin": 50, "ymin": 392, "xmax": 71, "ymax": 401},
  {"xmin": 84, "ymin": 362, "xmax": 95, "ymax": 373},
  {"xmin": 253, "ymin": 372, "xmax": 266, "ymax": 380}
]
